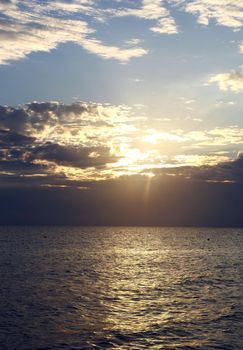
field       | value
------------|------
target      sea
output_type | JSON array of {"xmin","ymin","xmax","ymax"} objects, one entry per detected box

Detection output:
[{"xmin": 0, "ymin": 227, "xmax": 243, "ymax": 350}]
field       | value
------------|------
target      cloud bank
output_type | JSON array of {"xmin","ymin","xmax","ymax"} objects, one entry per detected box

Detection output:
[{"xmin": 0, "ymin": 101, "xmax": 243, "ymax": 190}]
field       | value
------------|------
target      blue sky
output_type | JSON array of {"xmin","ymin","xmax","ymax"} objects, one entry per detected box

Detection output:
[{"xmin": 0, "ymin": 0, "xmax": 243, "ymax": 185}]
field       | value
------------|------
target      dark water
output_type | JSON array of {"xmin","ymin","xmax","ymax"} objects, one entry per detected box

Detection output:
[{"xmin": 0, "ymin": 227, "xmax": 243, "ymax": 350}]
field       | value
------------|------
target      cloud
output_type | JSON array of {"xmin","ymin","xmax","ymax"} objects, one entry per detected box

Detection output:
[
  {"xmin": 208, "ymin": 69, "xmax": 243, "ymax": 92},
  {"xmin": 188, "ymin": 151, "xmax": 243, "ymax": 183},
  {"xmin": 0, "ymin": 101, "xmax": 143, "ymax": 184},
  {"xmin": 240, "ymin": 42, "xmax": 243, "ymax": 54},
  {"xmin": 1, "ymin": 0, "xmax": 243, "ymax": 65},
  {"xmin": 28, "ymin": 143, "xmax": 118, "ymax": 169},
  {"xmin": 115, "ymin": 0, "xmax": 168, "ymax": 20},
  {"xmin": 0, "ymin": 0, "xmax": 148, "ymax": 64},
  {"xmin": 180, "ymin": 0, "xmax": 243, "ymax": 30},
  {"xmin": 150, "ymin": 17, "xmax": 178, "ymax": 34},
  {"xmin": 115, "ymin": 0, "xmax": 178, "ymax": 35},
  {"xmin": 0, "ymin": 129, "xmax": 35, "ymax": 145},
  {"xmin": 1, "ymin": 101, "xmax": 243, "ymax": 188},
  {"xmin": 144, "ymin": 152, "xmax": 243, "ymax": 184},
  {"xmin": 80, "ymin": 38, "xmax": 148, "ymax": 62}
]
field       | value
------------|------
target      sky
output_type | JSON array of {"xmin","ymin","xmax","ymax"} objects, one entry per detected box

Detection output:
[{"xmin": 0, "ymin": 0, "xmax": 243, "ymax": 225}]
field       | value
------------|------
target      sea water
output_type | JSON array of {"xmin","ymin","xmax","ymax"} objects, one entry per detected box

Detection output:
[{"xmin": 0, "ymin": 227, "xmax": 243, "ymax": 349}]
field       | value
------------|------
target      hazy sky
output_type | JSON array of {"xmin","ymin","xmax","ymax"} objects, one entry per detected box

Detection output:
[{"xmin": 0, "ymin": 0, "xmax": 243, "ymax": 224}]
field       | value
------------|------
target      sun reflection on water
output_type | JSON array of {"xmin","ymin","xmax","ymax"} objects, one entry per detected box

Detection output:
[{"xmin": 1, "ymin": 227, "xmax": 242, "ymax": 349}]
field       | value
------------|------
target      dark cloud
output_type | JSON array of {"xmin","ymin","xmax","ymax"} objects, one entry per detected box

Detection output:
[
  {"xmin": 0, "ymin": 159, "xmax": 44, "ymax": 172},
  {"xmin": 145, "ymin": 153, "xmax": 243, "ymax": 184},
  {"xmin": 28, "ymin": 142, "xmax": 118, "ymax": 168},
  {"xmin": 0, "ymin": 129, "xmax": 35, "ymax": 145},
  {"xmin": 190, "ymin": 154, "xmax": 243, "ymax": 183},
  {"xmin": 0, "ymin": 102, "xmax": 91, "ymax": 135},
  {"xmin": 27, "ymin": 101, "xmax": 87, "ymax": 114},
  {"xmin": 0, "ymin": 178, "xmax": 243, "ymax": 226},
  {"xmin": 0, "ymin": 106, "xmax": 29, "ymax": 134},
  {"xmin": 0, "ymin": 102, "xmax": 120, "ymax": 182},
  {"xmin": 0, "ymin": 137, "xmax": 116, "ymax": 175}
]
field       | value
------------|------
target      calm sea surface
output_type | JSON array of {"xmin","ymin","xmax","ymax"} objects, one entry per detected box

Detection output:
[{"xmin": 0, "ymin": 227, "xmax": 243, "ymax": 350}]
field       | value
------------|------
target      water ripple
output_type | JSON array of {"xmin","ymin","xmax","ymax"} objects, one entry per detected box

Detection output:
[{"xmin": 0, "ymin": 227, "xmax": 243, "ymax": 349}]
